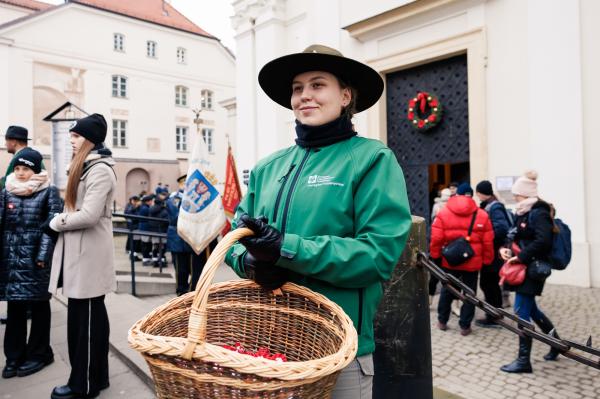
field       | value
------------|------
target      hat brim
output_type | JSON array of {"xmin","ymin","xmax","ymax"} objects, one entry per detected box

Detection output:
[
  {"xmin": 258, "ymin": 52, "xmax": 384, "ymax": 113},
  {"xmin": 4, "ymin": 135, "xmax": 31, "ymax": 140}
]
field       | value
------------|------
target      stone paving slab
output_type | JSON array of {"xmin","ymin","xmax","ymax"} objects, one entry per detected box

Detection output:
[
  {"xmin": 430, "ymin": 284, "xmax": 600, "ymax": 399},
  {"xmin": 0, "ymin": 298, "xmax": 154, "ymax": 399}
]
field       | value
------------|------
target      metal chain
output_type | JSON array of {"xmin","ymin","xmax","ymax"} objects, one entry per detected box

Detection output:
[{"xmin": 416, "ymin": 252, "xmax": 600, "ymax": 370}]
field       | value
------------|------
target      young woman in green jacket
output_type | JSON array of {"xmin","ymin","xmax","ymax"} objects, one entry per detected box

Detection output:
[{"xmin": 225, "ymin": 44, "xmax": 412, "ymax": 398}]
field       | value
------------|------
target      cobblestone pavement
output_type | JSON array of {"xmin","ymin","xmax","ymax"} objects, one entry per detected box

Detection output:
[{"xmin": 430, "ymin": 284, "xmax": 600, "ymax": 399}]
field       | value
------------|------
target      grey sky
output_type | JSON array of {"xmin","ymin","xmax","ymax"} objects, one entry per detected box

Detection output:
[{"xmin": 43, "ymin": 0, "xmax": 236, "ymax": 51}]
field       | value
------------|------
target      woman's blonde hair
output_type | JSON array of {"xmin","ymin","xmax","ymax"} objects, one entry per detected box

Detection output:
[{"xmin": 65, "ymin": 140, "xmax": 95, "ymax": 210}]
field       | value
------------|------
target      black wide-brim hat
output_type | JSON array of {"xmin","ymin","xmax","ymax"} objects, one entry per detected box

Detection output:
[
  {"xmin": 258, "ymin": 44, "xmax": 384, "ymax": 113},
  {"xmin": 5, "ymin": 125, "xmax": 30, "ymax": 141}
]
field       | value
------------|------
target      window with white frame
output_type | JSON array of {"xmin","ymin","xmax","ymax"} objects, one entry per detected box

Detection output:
[
  {"xmin": 112, "ymin": 75, "xmax": 127, "ymax": 98},
  {"xmin": 175, "ymin": 85, "xmax": 188, "ymax": 106},
  {"xmin": 202, "ymin": 128, "xmax": 214, "ymax": 153},
  {"xmin": 177, "ymin": 47, "xmax": 186, "ymax": 64},
  {"xmin": 113, "ymin": 33, "xmax": 124, "ymax": 52},
  {"xmin": 147, "ymin": 40, "xmax": 157, "ymax": 58},
  {"xmin": 112, "ymin": 120, "xmax": 127, "ymax": 147},
  {"xmin": 201, "ymin": 89, "xmax": 213, "ymax": 110},
  {"xmin": 176, "ymin": 126, "xmax": 188, "ymax": 152}
]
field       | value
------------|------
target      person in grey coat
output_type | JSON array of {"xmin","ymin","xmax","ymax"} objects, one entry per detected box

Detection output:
[{"xmin": 46, "ymin": 114, "xmax": 117, "ymax": 399}]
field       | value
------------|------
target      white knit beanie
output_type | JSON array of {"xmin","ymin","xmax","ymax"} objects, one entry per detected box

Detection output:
[
  {"xmin": 511, "ymin": 170, "xmax": 538, "ymax": 197},
  {"xmin": 440, "ymin": 188, "xmax": 451, "ymax": 202}
]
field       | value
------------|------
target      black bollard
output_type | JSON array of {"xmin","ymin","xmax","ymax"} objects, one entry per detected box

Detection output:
[{"xmin": 373, "ymin": 216, "xmax": 432, "ymax": 399}]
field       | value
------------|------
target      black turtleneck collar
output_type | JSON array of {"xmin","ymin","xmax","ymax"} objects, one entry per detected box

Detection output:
[{"xmin": 294, "ymin": 116, "xmax": 356, "ymax": 148}]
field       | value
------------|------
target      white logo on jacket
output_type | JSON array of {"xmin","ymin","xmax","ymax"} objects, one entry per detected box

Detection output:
[{"xmin": 307, "ymin": 175, "xmax": 344, "ymax": 187}]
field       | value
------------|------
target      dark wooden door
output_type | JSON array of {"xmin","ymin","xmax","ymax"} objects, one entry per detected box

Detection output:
[{"xmin": 386, "ymin": 54, "xmax": 470, "ymax": 226}]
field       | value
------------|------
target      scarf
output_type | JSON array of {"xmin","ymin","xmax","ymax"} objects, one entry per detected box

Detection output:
[
  {"xmin": 515, "ymin": 197, "xmax": 538, "ymax": 216},
  {"xmin": 294, "ymin": 116, "xmax": 356, "ymax": 148},
  {"xmin": 5, "ymin": 170, "xmax": 50, "ymax": 196}
]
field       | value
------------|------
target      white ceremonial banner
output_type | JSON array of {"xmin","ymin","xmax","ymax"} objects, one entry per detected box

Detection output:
[{"xmin": 177, "ymin": 133, "xmax": 226, "ymax": 254}]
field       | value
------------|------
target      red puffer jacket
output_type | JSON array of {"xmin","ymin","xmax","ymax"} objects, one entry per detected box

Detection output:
[{"xmin": 430, "ymin": 195, "xmax": 495, "ymax": 271}]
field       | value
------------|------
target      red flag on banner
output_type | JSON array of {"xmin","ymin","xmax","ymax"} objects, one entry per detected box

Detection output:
[{"xmin": 221, "ymin": 144, "xmax": 242, "ymax": 235}]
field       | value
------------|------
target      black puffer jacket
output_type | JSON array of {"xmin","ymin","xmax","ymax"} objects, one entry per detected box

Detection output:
[
  {"xmin": 505, "ymin": 200, "xmax": 554, "ymax": 296},
  {"xmin": 0, "ymin": 186, "xmax": 63, "ymax": 301}
]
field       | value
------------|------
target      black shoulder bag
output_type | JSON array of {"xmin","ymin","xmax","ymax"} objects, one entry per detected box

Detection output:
[{"xmin": 442, "ymin": 211, "xmax": 478, "ymax": 267}]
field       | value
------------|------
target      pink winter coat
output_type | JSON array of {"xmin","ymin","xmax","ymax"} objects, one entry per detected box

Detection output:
[{"xmin": 429, "ymin": 195, "xmax": 494, "ymax": 272}]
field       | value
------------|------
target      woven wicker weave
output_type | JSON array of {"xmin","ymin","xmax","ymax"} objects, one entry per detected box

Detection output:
[{"xmin": 128, "ymin": 228, "xmax": 358, "ymax": 398}]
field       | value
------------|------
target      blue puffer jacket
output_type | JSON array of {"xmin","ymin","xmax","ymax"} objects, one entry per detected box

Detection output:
[
  {"xmin": 124, "ymin": 203, "xmax": 139, "ymax": 230},
  {"xmin": 0, "ymin": 185, "xmax": 63, "ymax": 301},
  {"xmin": 165, "ymin": 191, "xmax": 193, "ymax": 253}
]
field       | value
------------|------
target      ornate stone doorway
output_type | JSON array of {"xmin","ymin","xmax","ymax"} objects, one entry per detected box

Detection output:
[{"xmin": 386, "ymin": 54, "xmax": 470, "ymax": 226}]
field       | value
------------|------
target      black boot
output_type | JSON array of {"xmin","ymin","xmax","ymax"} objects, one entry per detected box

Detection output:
[
  {"xmin": 501, "ymin": 336, "xmax": 533, "ymax": 373},
  {"xmin": 534, "ymin": 314, "xmax": 560, "ymax": 361}
]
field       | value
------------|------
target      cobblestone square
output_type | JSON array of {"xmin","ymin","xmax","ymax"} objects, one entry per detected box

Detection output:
[{"xmin": 431, "ymin": 285, "xmax": 600, "ymax": 399}]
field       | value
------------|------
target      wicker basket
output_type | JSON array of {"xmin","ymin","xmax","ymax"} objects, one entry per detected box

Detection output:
[{"xmin": 128, "ymin": 228, "xmax": 358, "ymax": 399}]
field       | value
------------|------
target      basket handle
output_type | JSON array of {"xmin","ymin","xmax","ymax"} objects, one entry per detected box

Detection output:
[{"xmin": 182, "ymin": 227, "xmax": 254, "ymax": 360}]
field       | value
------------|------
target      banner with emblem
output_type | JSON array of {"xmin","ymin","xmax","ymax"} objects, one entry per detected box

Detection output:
[
  {"xmin": 177, "ymin": 132, "xmax": 226, "ymax": 255},
  {"xmin": 221, "ymin": 144, "xmax": 242, "ymax": 235}
]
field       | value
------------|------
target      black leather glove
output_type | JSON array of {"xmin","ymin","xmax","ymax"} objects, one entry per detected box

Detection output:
[
  {"xmin": 237, "ymin": 214, "xmax": 283, "ymax": 263},
  {"xmin": 243, "ymin": 252, "xmax": 288, "ymax": 291},
  {"xmin": 41, "ymin": 214, "xmax": 59, "ymax": 242}
]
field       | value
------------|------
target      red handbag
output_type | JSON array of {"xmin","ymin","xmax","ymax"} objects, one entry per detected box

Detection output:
[{"xmin": 498, "ymin": 244, "xmax": 526, "ymax": 286}]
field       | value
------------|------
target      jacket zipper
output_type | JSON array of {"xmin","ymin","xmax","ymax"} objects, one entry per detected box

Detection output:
[
  {"xmin": 357, "ymin": 288, "xmax": 363, "ymax": 335},
  {"xmin": 280, "ymin": 149, "xmax": 311, "ymax": 234},
  {"xmin": 272, "ymin": 164, "xmax": 296, "ymax": 223}
]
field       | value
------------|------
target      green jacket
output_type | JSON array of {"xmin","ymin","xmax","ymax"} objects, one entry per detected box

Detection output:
[{"xmin": 225, "ymin": 136, "xmax": 412, "ymax": 356}]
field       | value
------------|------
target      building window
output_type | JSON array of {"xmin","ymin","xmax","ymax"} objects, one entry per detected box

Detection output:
[
  {"xmin": 112, "ymin": 120, "xmax": 127, "ymax": 147},
  {"xmin": 177, "ymin": 47, "xmax": 186, "ymax": 64},
  {"xmin": 201, "ymin": 90, "xmax": 213, "ymax": 110},
  {"xmin": 175, "ymin": 85, "xmax": 188, "ymax": 106},
  {"xmin": 147, "ymin": 40, "xmax": 157, "ymax": 58},
  {"xmin": 202, "ymin": 128, "xmax": 214, "ymax": 153},
  {"xmin": 112, "ymin": 75, "xmax": 127, "ymax": 98},
  {"xmin": 113, "ymin": 33, "xmax": 124, "ymax": 52},
  {"xmin": 176, "ymin": 126, "xmax": 188, "ymax": 152}
]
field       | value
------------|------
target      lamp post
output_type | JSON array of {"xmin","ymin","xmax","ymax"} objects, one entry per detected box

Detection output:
[{"xmin": 192, "ymin": 108, "xmax": 203, "ymax": 135}]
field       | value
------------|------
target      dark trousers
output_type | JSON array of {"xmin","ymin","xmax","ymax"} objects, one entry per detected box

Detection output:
[
  {"xmin": 480, "ymin": 269, "xmax": 503, "ymax": 315},
  {"xmin": 174, "ymin": 252, "xmax": 191, "ymax": 295},
  {"xmin": 174, "ymin": 251, "xmax": 209, "ymax": 295},
  {"xmin": 141, "ymin": 241, "xmax": 152, "ymax": 259},
  {"xmin": 4, "ymin": 300, "xmax": 53, "ymax": 363},
  {"xmin": 437, "ymin": 269, "xmax": 479, "ymax": 329},
  {"xmin": 67, "ymin": 296, "xmax": 109, "ymax": 396},
  {"xmin": 428, "ymin": 274, "xmax": 439, "ymax": 296}
]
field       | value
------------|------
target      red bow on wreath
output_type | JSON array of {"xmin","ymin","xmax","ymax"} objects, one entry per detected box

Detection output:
[{"xmin": 407, "ymin": 91, "xmax": 442, "ymax": 132}]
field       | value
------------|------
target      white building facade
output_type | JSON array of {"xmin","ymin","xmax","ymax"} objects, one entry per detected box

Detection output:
[
  {"xmin": 0, "ymin": 0, "xmax": 236, "ymax": 207},
  {"xmin": 231, "ymin": 0, "xmax": 600, "ymax": 288}
]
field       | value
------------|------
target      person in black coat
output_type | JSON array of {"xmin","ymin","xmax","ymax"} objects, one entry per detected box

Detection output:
[
  {"xmin": 138, "ymin": 194, "xmax": 153, "ymax": 265},
  {"xmin": 475, "ymin": 180, "xmax": 512, "ymax": 327},
  {"xmin": 148, "ymin": 194, "xmax": 168, "ymax": 267},
  {"xmin": 499, "ymin": 171, "xmax": 559, "ymax": 373},
  {"xmin": 124, "ymin": 195, "xmax": 141, "ymax": 260},
  {"xmin": 0, "ymin": 149, "xmax": 63, "ymax": 378}
]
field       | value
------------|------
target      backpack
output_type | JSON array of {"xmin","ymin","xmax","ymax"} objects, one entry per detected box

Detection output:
[
  {"xmin": 486, "ymin": 201, "xmax": 514, "ymax": 227},
  {"xmin": 528, "ymin": 210, "xmax": 572, "ymax": 270},
  {"xmin": 549, "ymin": 218, "xmax": 572, "ymax": 270}
]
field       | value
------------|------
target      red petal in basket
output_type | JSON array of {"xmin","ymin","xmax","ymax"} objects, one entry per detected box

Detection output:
[{"xmin": 222, "ymin": 343, "xmax": 288, "ymax": 362}]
